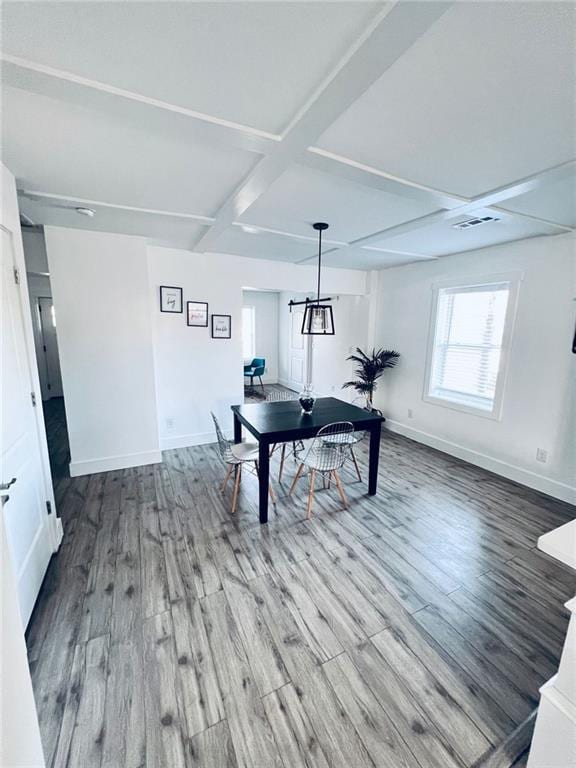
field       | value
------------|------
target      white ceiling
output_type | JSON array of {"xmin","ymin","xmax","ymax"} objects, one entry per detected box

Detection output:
[{"xmin": 1, "ymin": 1, "xmax": 574, "ymax": 271}]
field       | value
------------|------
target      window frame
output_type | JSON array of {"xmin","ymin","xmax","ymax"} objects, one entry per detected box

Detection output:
[
  {"xmin": 242, "ymin": 305, "xmax": 256, "ymax": 361},
  {"xmin": 422, "ymin": 272, "xmax": 521, "ymax": 420}
]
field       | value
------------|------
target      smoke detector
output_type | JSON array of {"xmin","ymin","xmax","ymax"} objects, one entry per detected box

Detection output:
[
  {"xmin": 75, "ymin": 207, "xmax": 95, "ymax": 217},
  {"xmin": 453, "ymin": 215, "xmax": 500, "ymax": 230}
]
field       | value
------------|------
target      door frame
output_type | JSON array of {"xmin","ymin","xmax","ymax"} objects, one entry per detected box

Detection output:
[{"xmin": 1, "ymin": 172, "xmax": 62, "ymax": 555}]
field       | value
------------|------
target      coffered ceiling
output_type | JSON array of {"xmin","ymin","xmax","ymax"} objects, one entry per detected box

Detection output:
[{"xmin": 1, "ymin": 1, "xmax": 574, "ymax": 270}]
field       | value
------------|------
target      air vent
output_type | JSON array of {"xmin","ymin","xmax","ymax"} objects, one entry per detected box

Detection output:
[{"xmin": 453, "ymin": 215, "xmax": 500, "ymax": 230}]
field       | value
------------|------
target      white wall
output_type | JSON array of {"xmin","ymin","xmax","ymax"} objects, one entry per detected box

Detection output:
[
  {"xmin": 148, "ymin": 246, "xmax": 367, "ymax": 449},
  {"xmin": 45, "ymin": 227, "xmax": 161, "ymax": 475},
  {"xmin": 312, "ymin": 294, "xmax": 370, "ymax": 401},
  {"xmin": 242, "ymin": 290, "xmax": 279, "ymax": 383},
  {"xmin": 373, "ymin": 233, "xmax": 576, "ymax": 503}
]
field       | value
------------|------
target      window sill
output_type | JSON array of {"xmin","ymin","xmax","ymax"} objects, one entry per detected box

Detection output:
[{"xmin": 422, "ymin": 393, "xmax": 502, "ymax": 421}]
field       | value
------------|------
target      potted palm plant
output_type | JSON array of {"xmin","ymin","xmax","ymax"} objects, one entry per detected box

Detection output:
[{"xmin": 343, "ymin": 347, "xmax": 400, "ymax": 413}]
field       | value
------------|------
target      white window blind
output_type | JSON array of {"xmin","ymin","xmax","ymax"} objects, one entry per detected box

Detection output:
[
  {"xmin": 427, "ymin": 282, "xmax": 511, "ymax": 413},
  {"xmin": 242, "ymin": 306, "xmax": 255, "ymax": 360}
]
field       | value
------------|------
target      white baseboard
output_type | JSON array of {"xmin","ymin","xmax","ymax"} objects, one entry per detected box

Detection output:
[
  {"xmin": 161, "ymin": 430, "xmax": 232, "ymax": 451},
  {"xmin": 386, "ymin": 420, "xmax": 576, "ymax": 505},
  {"xmin": 69, "ymin": 449, "xmax": 162, "ymax": 477}
]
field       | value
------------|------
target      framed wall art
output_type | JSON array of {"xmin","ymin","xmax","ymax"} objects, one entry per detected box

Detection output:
[
  {"xmin": 211, "ymin": 314, "xmax": 231, "ymax": 339},
  {"xmin": 187, "ymin": 301, "xmax": 209, "ymax": 327},
  {"xmin": 160, "ymin": 285, "xmax": 183, "ymax": 313}
]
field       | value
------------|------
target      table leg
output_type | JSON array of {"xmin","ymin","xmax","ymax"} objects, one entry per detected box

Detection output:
[
  {"xmin": 233, "ymin": 413, "xmax": 242, "ymax": 444},
  {"xmin": 258, "ymin": 440, "xmax": 270, "ymax": 524},
  {"xmin": 368, "ymin": 422, "xmax": 381, "ymax": 495}
]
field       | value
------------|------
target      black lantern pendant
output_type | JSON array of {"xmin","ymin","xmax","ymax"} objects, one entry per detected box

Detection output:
[{"xmin": 289, "ymin": 222, "xmax": 335, "ymax": 335}]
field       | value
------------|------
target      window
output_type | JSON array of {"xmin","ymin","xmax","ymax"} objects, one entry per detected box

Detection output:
[
  {"xmin": 424, "ymin": 278, "xmax": 518, "ymax": 417},
  {"xmin": 242, "ymin": 306, "xmax": 255, "ymax": 360}
]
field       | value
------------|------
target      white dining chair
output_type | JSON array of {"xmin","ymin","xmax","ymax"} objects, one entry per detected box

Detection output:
[
  {"xmin": 321, "ymin": 429, "xmax": 364, "ymax": 481},
  {"xmin": 289, "ymin": 421, "xmax": 354, "ymax": 519},
  {"xmin": 266, "ymin": 389, "xmax": 305, "ymax": 481},
  {"xmin": 211, "ymin": 412, "xmax": 276, "ymax": 514}
]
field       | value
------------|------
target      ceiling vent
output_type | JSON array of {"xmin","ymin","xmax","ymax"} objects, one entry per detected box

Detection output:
[{"xmin": 453, "ymin": 215, "xmax": 500, "ymax": 230}]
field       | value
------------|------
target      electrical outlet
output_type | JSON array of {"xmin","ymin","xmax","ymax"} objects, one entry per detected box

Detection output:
[
  {"xmin": 536, "ymin": 448, "xmax": 548, "ymax": 463},
  {"xmin": 166, "ymin": 418, "xmax": 175, "ymax": 431},
  {"xmin": 407, "ymin": 408, "xmax": 413, "ymax": 419}
]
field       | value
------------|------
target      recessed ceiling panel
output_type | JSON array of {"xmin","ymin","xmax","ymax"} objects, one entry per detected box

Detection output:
[
  {"xmin": 2, "ymin": 86, "xmax": 257, "ymax": 216},
  {"xmin": 369, "ymin": 208, "xmax": 563, "ymax": 258},
  {"xmin": 324, "ymin": 246, "xmax": 435, "ymax": 271},
  {"xmin": 239, "ymin": 165, "xmax": 439, "ymax": 242},
  {"xmin": 499, "ymin": 174, "xmax": 576, "ymax": 228},
  {"xmin": 19, "ymin": 196, "xmax": 208, "ymax": 250},
  {"xmin": 210, "ymin": 228, "xmax": 317, "ymax": 263},
  {"xmin": 317, "ymin": 2, "xmax": 576, "ymax": 197},
  {"xmin": 1, "ymin": 1, "xmax": 380, "ymax": 134}
]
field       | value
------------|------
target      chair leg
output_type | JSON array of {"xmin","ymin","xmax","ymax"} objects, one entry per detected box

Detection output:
[
  {"xmin": 306, "ymin": 469, "xmax": 316, "ymax": 519},
  {"xmin": 221, "ymin": 464, "xmax": 233, "ymax": 492},
  {"xmin": 259, "ymin": 375, "xmax": 264, "ymax": 392},
  {"xmin": 350, "ymin": 447, "xmax": 362, "ymax": 482},
  {"xmin": 279, "ymin": 444, "xmax": 286, "ymax": 482},
  {"xmin": 333, "ymin": 470, "xmax": 348, "ymax": 509},
  {"xmin": 231, "ymin": 464, "xmax": 241, "ymax": 514},
  {"xmin": 289, "ymin": 463, "xmax": 305, "ymax": 495}
]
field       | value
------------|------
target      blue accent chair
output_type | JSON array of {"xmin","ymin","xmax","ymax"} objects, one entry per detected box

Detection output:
[{"xmin": 244, "ymin": 358, "xmax": 266, "ymax": 393}]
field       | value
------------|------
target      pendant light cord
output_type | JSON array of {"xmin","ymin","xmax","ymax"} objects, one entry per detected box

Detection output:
[{"xmin": 316, "ymin": 226, "xmax": 322, "ymax": 305}]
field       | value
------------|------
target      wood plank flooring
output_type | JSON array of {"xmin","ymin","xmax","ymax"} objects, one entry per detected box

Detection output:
[{"xmin": 28, "ymin": 399, "xmax": 575, "ymax": 768}]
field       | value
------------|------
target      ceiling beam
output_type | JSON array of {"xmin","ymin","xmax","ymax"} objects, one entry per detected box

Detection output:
[
  {"xmin": 18, "ymin": 190, "xmax": 215, "ymax": 223},
  {"xmin": 302, "ymin": 147, "xmax": 467, "ymax": 209},
  {"xmin": 193, "ymin": 0, "xmax": 452, "ymax": 253},
  {"xmin": 1, "ymin": 54, "xmax": 278, "ymax": 156},
  {"xmin": 298, "ymin": 160, "xmax": 576, "ymax": 264}
]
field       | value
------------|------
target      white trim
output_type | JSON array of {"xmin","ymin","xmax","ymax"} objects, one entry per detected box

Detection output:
[
  {"xmin": 306, "ymin": 147, "xmax": 467, "ymax": 204},
  {"xmin": 422, "ymin": 272, "xmax": 522, "ymax": 420},
  {"xmin": 385, "ymin": 420, "xmax": 576, "ymax": 505},
  {"xmin": 538, "ymin": 676, "xmax": 576, "ymax": 723},
  {"xmin": 19, "ymin": 189, "xmax": 215, "ymax": 224},
  {"xmin": 161, "ymin": 430, "xmax": 232, "ymax": 451},
  {"xmin": 69, "ymin": 449, "xmax": 162, "ymax": 477},
  {"xmin": 1, "ymin": 53, "xmax": 280, "ymax": 142}
]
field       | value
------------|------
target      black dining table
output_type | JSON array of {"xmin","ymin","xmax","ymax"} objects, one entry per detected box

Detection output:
[{"xmin": 231, "ymin": 396, "xmax": 384, "ymax": 524}]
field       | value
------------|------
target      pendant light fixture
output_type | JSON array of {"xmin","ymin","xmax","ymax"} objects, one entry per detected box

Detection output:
[{"xmin": 288, "ymin": 222, "xmax": 335, "ymax": 335}]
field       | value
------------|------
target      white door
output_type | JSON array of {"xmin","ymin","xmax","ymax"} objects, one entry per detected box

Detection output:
[
  {"xmin": 287, "ymin": 308, "xmax": 308, "ymax": 391},
  {"xmin": 1, "ymin": 226, "xmax": 53, "ymax": 626},
  {"xmin": 37, "ymin": 296, "xmax": 63, "ymax": 399}
]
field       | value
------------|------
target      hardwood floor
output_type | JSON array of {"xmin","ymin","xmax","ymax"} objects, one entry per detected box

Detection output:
[{"xmin": 28, "ymin": 401, "xmax": 575, "ymax": 768}]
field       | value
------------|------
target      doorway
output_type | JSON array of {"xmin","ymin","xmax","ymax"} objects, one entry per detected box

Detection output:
[
  {"xmin": 23, "ymin": 230, "xmax": 71, "ymax": 488},
  {"xmin": 242, "ymin": 289, "xmax": 281, "ymax": 401},
  {"xmin": 36, "ymin": 295, "xmax": 63, "ymax": 399}
]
